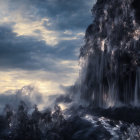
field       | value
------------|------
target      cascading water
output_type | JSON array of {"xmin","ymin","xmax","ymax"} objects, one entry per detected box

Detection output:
[{"xmin": 79, "ymin": 0, "xmax": 140, "ymax": 107}]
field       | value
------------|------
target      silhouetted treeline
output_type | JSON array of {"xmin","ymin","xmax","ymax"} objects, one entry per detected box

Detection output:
[{"xmin": 0, "ymin": 101, "xmax": 65, "ymax": 140}]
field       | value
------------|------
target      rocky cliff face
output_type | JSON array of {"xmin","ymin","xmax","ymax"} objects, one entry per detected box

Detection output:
[{"xmin": 79, "ymin": 0, "xmax": 140, "ymax": 107}]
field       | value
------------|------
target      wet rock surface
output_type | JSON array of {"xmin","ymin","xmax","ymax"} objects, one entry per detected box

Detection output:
[
  {"xmin": 89, "ymin": 106, "xmax": 140, "ymax": 125},
  {"xmin": 1, "ymin": 102, "xmax": 140, "ymax": 140}
]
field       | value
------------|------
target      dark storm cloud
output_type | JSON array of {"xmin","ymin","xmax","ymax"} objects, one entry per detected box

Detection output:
[
  {"xmin": 8, "ymin": 0, "xmax": 94, "ymax": 31},
  {"xmin": 39, "ymin": 0, "xmax": 94, "ymax": 31},
  {"xmin": 0, "ymin": 0, "xmax": 96, "ymax": 72},
  {"xmin": 0, "ymin": 25, "xmax": 79, "ymax": 72}
]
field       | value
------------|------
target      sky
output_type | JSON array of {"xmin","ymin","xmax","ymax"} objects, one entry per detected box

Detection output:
[{"xmin": 0, "ymin": 0, "xmax": 96, "ymax": 99}]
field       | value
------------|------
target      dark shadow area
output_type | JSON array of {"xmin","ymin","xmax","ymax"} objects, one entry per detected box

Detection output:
[
  {"xmin": 90, "ymin": 106, "xmax": 140, "ymax": 125},
  {"xmin": 132, "ymin": 0, "xmax": 140, "ymax": 24}
]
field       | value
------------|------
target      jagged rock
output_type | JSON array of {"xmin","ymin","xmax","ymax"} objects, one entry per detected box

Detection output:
[{"xmin": 79, "ymin": 0, "xmax": 140, "ymax": 107}]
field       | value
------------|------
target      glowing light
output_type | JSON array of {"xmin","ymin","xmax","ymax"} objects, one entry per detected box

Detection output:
[
  {"xmin": 133, "ymin": 29, "xmax": 140, "ymax": 41},
  {"xmin": 58, "ymin": 103, "xmax": 67, "ymax": 111},
  {"xmin": 101, "ymin": 39, "xmax": 106, "ymax": 51}
]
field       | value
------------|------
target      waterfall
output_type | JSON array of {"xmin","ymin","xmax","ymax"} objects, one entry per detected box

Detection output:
[
  {"xmin": 134, "ymin": 68, "xmax": 140, "ymax": 106},
  {"xmin": 79, "ymin": 0, "xmax": 140, "ymax": 107}
]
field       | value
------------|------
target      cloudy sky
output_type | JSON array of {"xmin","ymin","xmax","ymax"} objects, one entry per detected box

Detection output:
[{"xmin": 0, "ymin": 0, "xmax": 96, "ymax": 96}]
